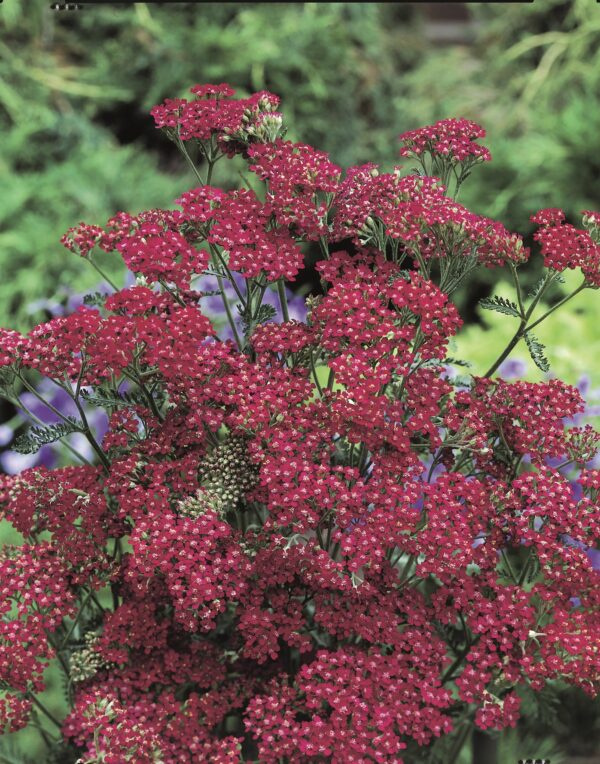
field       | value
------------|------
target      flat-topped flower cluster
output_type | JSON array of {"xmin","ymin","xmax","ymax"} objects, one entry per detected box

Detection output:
[{"xmin": 0, "ymin": 83, "xmax": 599, "ymax": 763}]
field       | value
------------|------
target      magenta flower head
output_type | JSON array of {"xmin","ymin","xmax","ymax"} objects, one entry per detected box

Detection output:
[
  {"xmin": 399, "ymin": 117, "xmax": 492, "ymax": 164},
  {"xmin": 531, "ymin": 208, "xmax": 600, "ymax": 286}
]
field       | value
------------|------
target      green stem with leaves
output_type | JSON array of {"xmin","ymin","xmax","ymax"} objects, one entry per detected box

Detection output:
[
  {"xmin": 484, "ymin": 271, "xmax": 586, "ymax": 378},
  {"xmin": 11, "ymin": 394, "xmax": 93, "ymax": 467},
  {"xmin": 209, "ymin": 252, "xmax": 243, "ymax": 350}
]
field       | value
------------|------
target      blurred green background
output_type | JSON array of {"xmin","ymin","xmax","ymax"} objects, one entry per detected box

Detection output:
[
  {"xmin": 1, "ymin": 1, "xmax": 599, "ymax": 762},
  {"xmin": 1, "ymin": 0, "xmax": 599, "ymax": 383}
]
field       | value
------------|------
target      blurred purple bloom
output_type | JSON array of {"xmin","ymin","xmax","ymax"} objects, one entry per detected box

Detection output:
[
  {"xmin": 498, "ymin": 358, "xmax": 528, "ymax": 379},
  {"xmin": 587, "ymin": 547, "xmax": 600, "ymax": 571},
  {"xmin": 0, "ymin": 450, "xmax": 42, "ymax": 475},
  {"xmin": 0, "ymin": 424, "xmax": 13, "ymax": 447}
]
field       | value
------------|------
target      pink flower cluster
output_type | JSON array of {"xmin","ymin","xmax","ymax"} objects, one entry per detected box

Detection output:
[
  {"xmin": 248, "ymin": 140, "xmax": 341, "ymax": 240},
  {"xmin": 0, "ymin": 83, "xmax": 598, "ymax": 762},
  {"xmin": 332, "ymin": 168, "xmax": 528, "ymax": 268},
  {"xmin": 179, "ymin": 186, "xmax": 305, "ymax": 280},
  {"xmin": 150, "ymin": 83, "xmax": 283, "ymax": 157},
  {"xmin": 399, "ymin": 117, "xmax": 492, "ymax": 164},
  {"xmin": 531, "ymin": 208, "xmax": 600, "ymax": 286}
]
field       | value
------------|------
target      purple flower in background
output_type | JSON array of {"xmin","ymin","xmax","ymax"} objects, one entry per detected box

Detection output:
[
  {"xmin": 588, "ymin": 547, "xmax": 600, "ymax": 571},
  {"xmin": 0, "ymin": 425, "xmax": 13, "ymax": 447},
  {"xmin": 562, "ymin": 535, "xmax": 600, "ymax": 572},
  {"xmin": 0, "ymin": 377, "xmax": 109, "ymax": 475},
  {"xmin": 497, "ymin": 358, "xmax": 528, "ymax": 379}
]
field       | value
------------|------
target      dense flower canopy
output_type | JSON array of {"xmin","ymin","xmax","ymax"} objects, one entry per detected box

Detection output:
[{"xmin": 0, "ymin": 84, "xmax": 599, "ymax": 764}]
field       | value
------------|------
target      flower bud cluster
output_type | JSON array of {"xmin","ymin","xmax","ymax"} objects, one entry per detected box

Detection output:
[
  {"xmin": 70, "ymin": 633, "xmax": 108, "ymax": 684},
  {"xmin": 199, "ymin": 435, "xmax": 259, "ymax": 507}
]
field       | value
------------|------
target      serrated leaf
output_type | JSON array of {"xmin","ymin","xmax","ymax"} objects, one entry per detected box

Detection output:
[
  {"xmin": 13, "ymin": 417, "xmax": 83, "ymax": 454},
  {"xmin": 82, "ymin": 291, "xmax": 108, "ymax": 308},
  {"xmin": 479, "ymin": 295, "xmax": 520, "ymax": 317},
  {"xmin": 237, "ymin": 302, "xmax": 277, "ymax": 344},
  {"xmin": 80, "ymin": 386, "xmax": 156, "ymax": 409},
  {"xmin": 446, "ymin": 374, "xmax": 472, "ymax": 388},
  {"xmin": 527, "ymin": 276, "xmax": 547, "ymax": 299},
  {"xmin": 443, "ymin": 357, "xmax": 472, "ymax": 368},
  {"xmin": 526, "ymin": 273, "xmax": 564, "ymax": 298},
  {"xmin": 527, "ymin": 555, "xmax": 540, "ymax": 584},
  {"xmin": 387, "ymin": 269, "xmax": 412, "ymax": 285},
  {"xmin": 524, "ymin": 331, "xmax": 550, "ymax": 372}
]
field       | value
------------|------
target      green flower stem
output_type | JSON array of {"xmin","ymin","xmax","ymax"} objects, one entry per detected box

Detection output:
[
  {"xmin": 318, "ymin": 236, "xmax": 330, "ymax": 261},
  {"xmin": 157, "ymin": 279, "xmax": 186, "ymax": 307},
  {"xmin": 206, "ymin": 157, "xmax": 215, "ymax": 186},
  {"xmin": 176, "ymin": 136, "xmax": 205, "ymax": 186},
  {"xmin": 210, "ymin": 245, "xmax": 247, "ymax": 306},
  {"xmin": 29, "ymin": 693, "xmax": 62, "ymax": 730},
  {"xmin": 63, "ymin": 382, "xmax": 111, "ymax": 472},
  {"xmin": 442, "ymin": 652, "xmax": 468, "ymax": 686},
  {"xmin": 357, "ymin": 442, "xmax": 369, "ymax": 475},
  {"xmin": 43, "ymin": 626, "xmax": 71, "ymax": 678},
  {"xmin": 446, "ymin": 719, "xmax": 472, "ymax": 764},
  {"xmin": 277, "ymin": 278, "xmax": 290, "ymax": 323},
  {"xmin": 518, "ymin": 547, "xmax": 535, "ymax": 586},
  {"xmin": 309, "ymin": 351, "xmax": 324, "ymax": 397},
  {"xmin": 30, "ymin": 713, "xmax": 58, "ymax": 749},
  {"xmin": 483, "ymin": 324, "xmax": 527, "ymax": 379},
  {"xmin": 87, "ymin": 255, "xmax": 120, "ymax": 292},
  {"xmin": 59, "ymin": 587, "xmax": 96, "ymax": 650},
  {"xmin": 500, "ymin": 550, "xmax": 518, "ymax": 584},
  {"xmin": 121, "ymin": 367, "xmax": 164, "ymax": 422},
  {"xmin": 17, "ymin": 373, "xmax": 77, "ymax": 427},
  {"xmin": 509, "ymin": 262, "xmax": 526, "ymax": 318},
  {"xmin": 210, "ymin": 253, "xmax": 243, "ymax": 350},
  {"xmin": 526, "ymin": 279, "xmax": 587, "ymax": 332},
  {"xmin": 17, "ymin": 373, "xmax": 109, "ymax": 471}
]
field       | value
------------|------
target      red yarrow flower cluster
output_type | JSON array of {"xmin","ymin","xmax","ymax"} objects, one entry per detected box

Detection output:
[
  {"xmin": 332, "ymin": 168, "xmax": 528, "ymax": 267},
  {"xmin": 0, "ymin": 83, "xmax": 598, "ymax": 763},
  {"xmin": 151, "ymin": 83, "xmax": 283, "ymax": 157},
  {"xmin": 248, "ymin": 140, "xmax": 341, "ymax": 240},
  {"xmin": 531, "ymin": 208, "xmax": 600, "ymax": 286},
  {"xmin": 399, "ymin": 117, "xmax": 492, "ymax": 163}
]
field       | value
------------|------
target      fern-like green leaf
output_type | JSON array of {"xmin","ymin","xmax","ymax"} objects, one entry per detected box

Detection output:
[
  {"xmin": 13, "ymin": 417, "xmax": 83, "ymax": 455},
  {"xmin": 237, "ymin": 303, "xmax": 277, "ymax": 344},
  {"xmin": 80, "ymin": 387, "xmax": 156, "ymax": 409},
  {"xmin": 527, "ymin": 273, "xmax": 565, "ymax": 300},
  {"xmin": 524, "ymin": 331, "xmax": 550, "ymax": 372},
  {"xmin": 527, "ymin": 276, "xmax": 547, "ymax": 299},
  {"xmin": 443, "ymin": 357, "xmax": 472, "ymax": 368},
  {"xmin": 479, "ymin": 295, "xmax": 520, "ymax": 317},
  {"xmin": 82, "ymin": 291, "xmax": 109, "ymax": 308}
]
